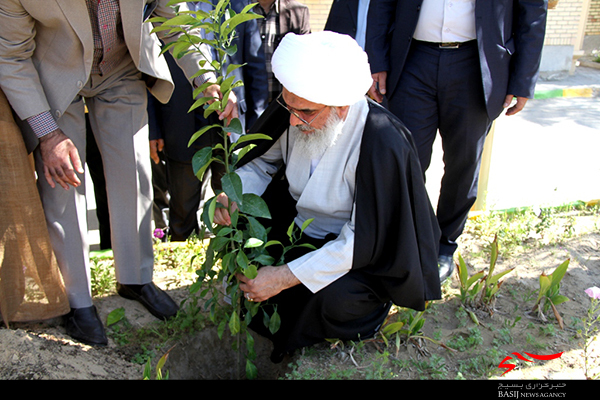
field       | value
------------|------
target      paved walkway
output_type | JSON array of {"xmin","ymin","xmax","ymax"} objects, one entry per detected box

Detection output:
[{"xmin": 426, "ymin": 63, "xmax": 600, "ymax": 214}]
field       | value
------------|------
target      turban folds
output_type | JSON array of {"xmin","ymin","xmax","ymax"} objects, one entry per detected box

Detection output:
[{"xmin": 271, "ymin": 31, "xmax": 373, "ymax": 107}]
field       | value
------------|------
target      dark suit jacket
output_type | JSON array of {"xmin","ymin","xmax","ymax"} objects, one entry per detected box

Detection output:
[
  {"xmin": 366, "ymin": 0, "xmax": 547, "ymax": 120},
  {"xmin": 278, "ymin": 0, "xmax": 311, "ymax": 36},
  {"xmin": 263, "ymin": 0, "xmax": 311, "ymax": 51},
  {"xmin": 149, "ymin": 0, "xmax": 268, "ymax": 163},
  {"xmin": 324, "ymin": 0, "xmax": 359, "ymax": 38}
]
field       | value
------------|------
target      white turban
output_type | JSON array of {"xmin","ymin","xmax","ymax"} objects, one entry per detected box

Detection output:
[{"xmin": 271, "ymin": 31, "xmax": 373, "ymax": 107}]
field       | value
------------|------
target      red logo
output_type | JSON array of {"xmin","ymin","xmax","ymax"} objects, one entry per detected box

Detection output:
[{"xmin": 498, "ymin": 352, "xmax": 564, "ymax": 376}]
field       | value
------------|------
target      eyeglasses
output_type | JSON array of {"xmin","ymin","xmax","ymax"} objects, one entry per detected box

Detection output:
[{"xmin": 276, "ymin": 93, "xmax": 329, "ymax": 127}]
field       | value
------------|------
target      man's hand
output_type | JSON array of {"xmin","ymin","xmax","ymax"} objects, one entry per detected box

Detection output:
[
  {"xmin": 150, "ymin": 138, "xmax": 164, "ymax": 164},
  {"xmin": 204, "ymin": 83, "xmax": 239, "ymax": 125},
  {"xmin": 39, "ymin": 129, "xmax": 84, "ymax": 190},
  {"xmin": 368, "ymin": 71, "xmax": 387, "ymax": 103},
  {"xmin": 236, "ymin": 265, "xmax": 300, "ymax": 302},
  {"xmin": 213, "ymin": 192, "xmax": 238, "ymax": 226},
  {"xmin": 504, "ymin": 94, "xmax": 528, "ymax": 116}
]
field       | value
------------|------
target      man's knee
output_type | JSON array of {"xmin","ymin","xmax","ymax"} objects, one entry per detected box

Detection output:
[{"xmin": 314, "ymin": 274, "xmax": 387, "ymax": 323}]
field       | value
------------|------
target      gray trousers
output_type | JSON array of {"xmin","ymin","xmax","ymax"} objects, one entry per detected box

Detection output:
[{"xmin": 35, "ymin": 59, "xmax": 154, "ymax": 308}]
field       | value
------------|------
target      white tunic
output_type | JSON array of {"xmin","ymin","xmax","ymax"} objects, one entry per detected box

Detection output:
[{"xmin": 235, "ymin": 97, "xmax": 370, "ymax": 293}]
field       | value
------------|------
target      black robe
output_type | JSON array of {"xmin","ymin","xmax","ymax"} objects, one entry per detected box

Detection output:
[{"xmin": 241, "ymin": 98, "xmax": 442, "ymax": 311}]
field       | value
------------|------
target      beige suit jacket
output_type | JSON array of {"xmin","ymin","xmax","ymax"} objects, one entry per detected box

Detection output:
[{"xmin": 0, "ymin": 0, "xmax": 203, "ymax": 124}]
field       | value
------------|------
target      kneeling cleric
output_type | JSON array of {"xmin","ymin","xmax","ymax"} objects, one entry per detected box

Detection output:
[{"xmin": 213, "ymin": 31, "xmax": 442, "ymax": 362}]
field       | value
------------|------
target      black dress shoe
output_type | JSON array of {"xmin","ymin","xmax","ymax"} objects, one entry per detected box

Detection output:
[
  {"xmin": 438, "ymin": 254, "xmax": 455, "ymax": 283},
  {"xmin": 116, "ymin": 282, "xmax": 179, "ymax": 320},
  {"xmin": 64, "ymin": 305, "xmax": 108, "ymax": 346}
]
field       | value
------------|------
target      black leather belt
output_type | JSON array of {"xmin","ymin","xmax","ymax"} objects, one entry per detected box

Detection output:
[{"xmin": 414, "ymin": 40, "xmax": 475, "ymax": 49}]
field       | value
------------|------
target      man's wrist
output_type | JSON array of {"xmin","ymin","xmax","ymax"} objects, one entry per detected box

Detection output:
[
  {"xmin": 193, "ymin": 72, "xmax": 217, "ymax": 89},
  {"xmin": 27, "ymin": 111, "xmax": 60, "ymax": 139}
]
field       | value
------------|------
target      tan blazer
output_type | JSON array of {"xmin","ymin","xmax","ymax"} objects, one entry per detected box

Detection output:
[{"xmin": 0, "ymin": 0, "xmax": 202, "ymax": 124}]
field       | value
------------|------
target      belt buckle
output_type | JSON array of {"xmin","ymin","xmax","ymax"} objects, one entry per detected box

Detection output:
[{"xmin": 439, "ymin": 42, "xmax": 460, "ymax": 49}]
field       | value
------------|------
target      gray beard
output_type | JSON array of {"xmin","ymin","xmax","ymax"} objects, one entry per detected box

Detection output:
[{"xmin": 290, "ymin": 111, "xmax": 344, "ymax": 160}]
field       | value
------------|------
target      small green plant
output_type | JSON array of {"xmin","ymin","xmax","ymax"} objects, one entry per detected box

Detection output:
[
  {"xmin": 447, "ymin": 327, "xmax": 483, "ymax": 352},
  {"xmin": 530, "ymin": 259, "xmax": 570, "ymax": 329},
  {"xmin": 143, "ymin": 346, "xmax": 174, "ymax": 380},
  {"xmin": 456, "ymin": 254, "xmax": 485, "ymax": 306},
  {"xmin": 456, "ymin": 235, "xmax": 514, "ymax": 315},
  {"xmin": 89, "ymin": 256, "xmax": 115, "ymax": 297},
  {"xmin": 379, "ymin": 305, "xmax": 453, "ymax": 356},
  {"xmin": 150, "ymin": 1, "xmax": 312, "ymax": 378}
]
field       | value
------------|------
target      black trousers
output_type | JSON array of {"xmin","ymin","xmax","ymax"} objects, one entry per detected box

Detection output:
[
  {"xmin": 388, "ymin": 40, "xmax": 492, "ymax": 257},
  {"xmin": 164, "ymin": 155, "xmax": 224, "ymax": 242},
  {"xmin": 248, "ymin": 175, "xmax": 392, "ymax": 359}
]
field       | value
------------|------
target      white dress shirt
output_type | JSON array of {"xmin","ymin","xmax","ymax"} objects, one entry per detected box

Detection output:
[
  {"xmin": 413, "ymin": 0, "xmax": 476, "ymax": 43},
  {"xmin": 235, "ymin": 97, "xmax": 370, "ymax": 293}
]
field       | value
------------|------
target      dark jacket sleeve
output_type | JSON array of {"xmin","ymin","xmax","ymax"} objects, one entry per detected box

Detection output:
[
  {"xmin": 365, "ymin": 0, "xmax": 399, "ymax": 74},
  {"xmin": 507, "ymin": 0, "xmax": 547, "ymax": 99},
  {"xmin": 232, "ymin": 0, "xmax": 268, "ymax": 130}
]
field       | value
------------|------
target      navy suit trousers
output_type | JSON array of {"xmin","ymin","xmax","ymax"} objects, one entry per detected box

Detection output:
[{"xmin": 387, "ymin": 40, "xmax": 492, "ymax": 257}]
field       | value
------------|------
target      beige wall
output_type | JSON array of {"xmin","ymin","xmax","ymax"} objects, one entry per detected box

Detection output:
[
  {"xmin": 544, "ymin": 0, "xmax": 587, "ymax": 47},
  {"xmin": 302, "ymin": 0, "xmax": 333, "ymax": 32},
  {"xmin": 586, "ymin": 0, "xmax": 600, "ymax": 35}
]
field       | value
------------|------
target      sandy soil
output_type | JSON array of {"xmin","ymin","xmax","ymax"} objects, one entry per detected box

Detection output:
[{"xmin": 1, "ymin": 225, "xmax": 599, "ymax": 381}]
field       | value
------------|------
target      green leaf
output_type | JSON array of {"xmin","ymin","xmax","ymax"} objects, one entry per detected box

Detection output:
[
  {"xmin": 231, "ymin": 133, "xmax": 272, "ymax": 150},
  {"xmin": 188, "ymin": 124, "xmax": 221, "ymax": 147},
  {"xmin": 221, "ymin": 172, "xmax": 244, "ymax": 208},
  {"xmin": 201, "ymin": 195, "xmax": 217, "ymax": 227},
  {"xmin": 538, "ymin": 274, "xmax": 552, "ymax": 300},
  {"xmin": 550, "ymin": 259, "xmax": 570, "ymax": 287},
  {"xmin": 219, "ymin": 75, "xmax": 236, "ymax": 93},
  {"xmin": 301, "ymin": 218, "xmax": 315, "ymax": 233},
  {"xmin": 236, "ymin": 250, "xmax": 249, "ymax": 269},
  {"xmin": 239, "ymin": 193, "xmax": 271, "ymax": 219},
  {"xmin": 382, "ymin": 321, "xmax": 405, "ymax": 336},
  {"xmin": 188, "ymin": 96, "xmax": 213, "ymax": 113},
  {"xmin": 244, "ymin": 263, "xmax": 258, "ymax": 279},
  {"xmin": 229, "ymin": 311, "xmax": 240, "ymax": 335},
  {"xmin": 244, "ymin": 237, "xmax": 264, "ymax": 248},
  {"xmin": 106, "ymin": 307, "xmax": 125, "ymax": 326},
  {"xmin": 245, "ymin": 359, "xmax": 258, "ymax": 380},
  {"xmin": 550, "ymin": 294, "xmax": 570, "ymax": 306},
  {"xmin": 222, "ymin": 252, "xmax": 237, "ymax": 274},
  {"xmin": 487, "ymin": 267, "xmax": 514, "ymax": 285},
  {"xmin": 457, "ymin": 253, "xmax": 468, "ymax": 286},
  {"xmin": 466, "ymin": 271, "xmax": 485, "ymax": 289},
  {"xmin": 286, "ymin": 220, "xmax": 295, "ymax": 239},
  {"xmin": 225, "ymin": 63, "xmax": 243, "ymax": 77},
  {"xmin": 143, "ymin": 358, "xmax": 152, "ymax": 380},
  {"xmin": 253, "ymin": 254, "xmax": 275, "ymax": 266},
  {"xmin": 223, "ymin": 118, "xmax": 244, "ymax": 136},
  {"xmin": 191, "ymin": 147, "xmax": 213, "ymax": 181},
  {"xmin": 246, "ymin": 216, "xmax": 268, "ymax": 242},
  {"xmin": 269, "ymin": 309, "xmax": 281, "ymax": 335}
]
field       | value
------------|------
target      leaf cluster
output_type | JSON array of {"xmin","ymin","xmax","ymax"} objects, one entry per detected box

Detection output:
[
  {"xmin": 148, "ymin": 1, "xmax": 312, "ymax": 379},
  {"xmin": 456, "ymin": 235, "xmax": 514, "ymax": 314},
  {"xmin": 531, "ymin": 259, "xmax": 570, "ymax": 329}
]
